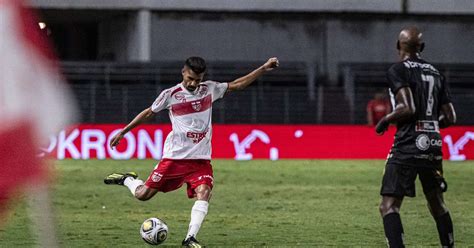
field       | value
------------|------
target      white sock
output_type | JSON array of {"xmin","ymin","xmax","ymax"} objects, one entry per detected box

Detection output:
[
  {"xmin": 186, "ymin": 200, "xmax": 209, "ymax": 239},
  {"xmin": 123, "ymin": 177, "xmax": 144, "ymax": 196}
]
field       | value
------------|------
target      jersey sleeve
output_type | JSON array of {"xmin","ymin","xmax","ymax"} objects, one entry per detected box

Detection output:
[
  {"xmin": 206, "ymin": 81, "xmax": 228, "ymax": 102},
  {"xmin": 440, "ymin": 74, "xmax": 452, "ymax": 105},
  {"xmin": 150, "ymin": 89, "xmax": 171, "ymax": 113},
  {"xmin": 386, "ymin": 63, "xmax": 409, "ymax": 94}
]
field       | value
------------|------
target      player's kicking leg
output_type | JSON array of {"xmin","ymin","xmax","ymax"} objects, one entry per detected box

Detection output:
[
  {"xmin": 182, "ymin": 184, "xmax": 211, "ymax": 248},
  {"xmin": 104, "ymin": 172, "xmax": 158, "ymax": 201},
  {"xmin": 104, "ymin": 172, "xmax": 138, "ymax": 185}
]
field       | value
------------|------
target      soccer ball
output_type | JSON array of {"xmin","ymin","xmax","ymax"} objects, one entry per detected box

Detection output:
[{"xmin": 140, "ymin": 217, "xmax": 168, "ymax": 245}]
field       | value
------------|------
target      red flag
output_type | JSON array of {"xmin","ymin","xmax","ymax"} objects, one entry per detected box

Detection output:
[
  {"xmin": 0, "ymin": 0, "xmax": 75, "ymax": 221},
  {"xmin": 0, "ymin": 122, "xmax": 44, "ymax": 217}
]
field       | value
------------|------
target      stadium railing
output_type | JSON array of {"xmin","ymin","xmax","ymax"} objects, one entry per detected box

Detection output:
[
  {"xmin": 60, "ymin": 61, "xmax": 474, "ymax": 125},
  {"xmin": 60, "ymin": 61, "xmax": 319, "ymax": 124}
]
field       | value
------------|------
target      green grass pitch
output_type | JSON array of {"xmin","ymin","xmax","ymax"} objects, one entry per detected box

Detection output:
[{"xmin": 1, "ymin": 160, "xmax": 473, "ymax": 247}]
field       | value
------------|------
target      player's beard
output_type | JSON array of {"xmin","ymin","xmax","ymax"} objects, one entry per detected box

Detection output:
[{"xmin": 187, "ymin": 85, "xmax": 198, "ymax": 92}]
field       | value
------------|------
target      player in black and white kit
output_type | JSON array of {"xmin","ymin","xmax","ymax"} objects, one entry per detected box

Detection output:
[{"xmin": 375, "ymin": 27, "xmax": 456, "ymax": 248}]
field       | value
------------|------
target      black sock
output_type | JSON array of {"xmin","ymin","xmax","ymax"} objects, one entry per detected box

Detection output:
[
  {"xmin": 383, "ymin": 213, "xmax": 405, "ymax": 248},
  {"xmin": 435, "ymin": 212, "xmax": 454, "ymax": 248}
]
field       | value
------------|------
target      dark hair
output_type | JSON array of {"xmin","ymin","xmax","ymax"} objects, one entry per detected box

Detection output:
[{"xmin": 184, "ymin": 57, "xmax": 207, "ymax": 74}]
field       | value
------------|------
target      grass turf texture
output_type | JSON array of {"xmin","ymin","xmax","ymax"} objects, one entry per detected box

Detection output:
[{"xmin": 1, "ymin": 160, "xmax": 473, "ymax": 247}]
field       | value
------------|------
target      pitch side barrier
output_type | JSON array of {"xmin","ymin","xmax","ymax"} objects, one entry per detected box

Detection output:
[{"xmin": 41, "ymin": 124, "xmax": 474, "ymax": 161}]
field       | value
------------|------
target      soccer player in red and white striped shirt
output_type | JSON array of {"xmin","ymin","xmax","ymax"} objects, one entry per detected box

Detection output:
[{"xmin": 105, "ymin": 56, "xmax": 278, "ymax": 247}]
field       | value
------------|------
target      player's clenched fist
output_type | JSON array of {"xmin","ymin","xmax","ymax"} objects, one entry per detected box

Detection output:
[
  {"xmin": 375, "ymin": 117, "xmax": 389, "ymax": 135},
  {"xmin": 110, "ymin": 132, "xmax": 124, "ymax": 149},
  {"xmin": 262, "ymin": 57, "xmax": 279, "ymax": 71}
]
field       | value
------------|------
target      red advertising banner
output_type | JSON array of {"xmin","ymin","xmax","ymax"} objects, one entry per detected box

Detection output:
[{"xmin": 42, "ymin": 124, "xmax": 474, "ymax": 161}]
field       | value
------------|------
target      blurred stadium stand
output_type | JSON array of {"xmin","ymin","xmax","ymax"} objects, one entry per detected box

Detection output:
[
  {"xmin": 63, "ymin": 61, "xmax": 318, "ymax": 124},
  {"xmin": 27, "ymin": 0, "xmax": 474, "ymax": 124},
  {"xmin": 63, "ymin": 62, "xmax": 474, "ymax": 124}
]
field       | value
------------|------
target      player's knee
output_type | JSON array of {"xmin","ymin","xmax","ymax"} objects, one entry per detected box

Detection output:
[
  {"xmin": 195, "ymin": 185, "xmax": 212, "ymax": 201},
  {"xmin": 427, "ymin": 199, "xmax": 448, "ymax": 217},
  {"xmin": 379, "ymin": 201, "xmax": 399, "ymax": 216},
  {"xmin": 425, "ymin": 191, "xmax": 448, "ymax": 217},
  {"xmin": 197, "ymin": 191, "xmax": 212, "ymax": 201},
  {"xmin": 134, "ymin": 186, "xmax": 152, "ymax": 201},
  {"xmin": 379, "ymin": 203, "xmax": 389, "ymax": 216}
]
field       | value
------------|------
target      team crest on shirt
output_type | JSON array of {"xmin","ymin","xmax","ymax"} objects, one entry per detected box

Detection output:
[
  {"xmin": 415, "ymin": 134, "xmax": 442, "ymax": 151},
  {"xmin": 174, "ymin": 93, "xmax": 186, "ymax": 102},
  {"xmin": 198, "ymin": 85, "xmax": 208, "ymax": 97},
  {"xmin": 151, "ymin": 172, "xmax": 163, "ymax": 182},
  {"xmin": 191, "ymin": 101, "xmax": 202, "ymax": 111},
  {"xmin": 416, "ymin": 134, "xmax": 430, "ymax": 151}
]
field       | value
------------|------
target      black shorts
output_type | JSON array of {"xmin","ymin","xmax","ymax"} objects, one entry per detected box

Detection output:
[{"xmin": 380, "ymin": 160, "xmax": 446, "ymax": 197}]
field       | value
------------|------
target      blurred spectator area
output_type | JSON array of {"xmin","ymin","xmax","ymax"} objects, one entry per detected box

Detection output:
[{"xmin": 63, "ymin": 61, "xmax": 474, "ymax": 124}]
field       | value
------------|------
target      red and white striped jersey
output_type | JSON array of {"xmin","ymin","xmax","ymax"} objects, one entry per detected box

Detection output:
[{"xmin": 151, "ymin": 81, "xmax": 228, "ymax": 159}]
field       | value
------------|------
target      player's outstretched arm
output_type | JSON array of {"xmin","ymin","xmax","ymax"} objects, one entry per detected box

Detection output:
[
  {"xmin": 110, "ymin": 107, "xmax": 156, "ymax": 149},
  {"xmin": 375, "ymin": 87, "xmax": 416, "ymax": 135},
  {"xmin": 227, "ymin": 57, "xmax": 279, "ymax": 92},
  {"xmin": 439, "ymin": 103, "xmax": 456, "ymax": 128}
]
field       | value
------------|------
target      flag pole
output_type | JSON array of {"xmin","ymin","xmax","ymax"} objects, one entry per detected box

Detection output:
[{"xmin": 27, "ymin": 182, "xmax": 59, "ymax": 248}]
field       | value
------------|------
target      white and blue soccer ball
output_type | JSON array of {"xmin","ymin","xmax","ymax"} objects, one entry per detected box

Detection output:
[{"xmin": 140, "ymin": 217, "xmax": 168, "ymax": 245}]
